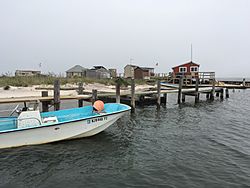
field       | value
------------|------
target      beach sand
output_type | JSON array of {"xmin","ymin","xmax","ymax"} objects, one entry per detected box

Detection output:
[{"xmin": 0, "ymin": 83, "xmax": 154, "ymax": 98}]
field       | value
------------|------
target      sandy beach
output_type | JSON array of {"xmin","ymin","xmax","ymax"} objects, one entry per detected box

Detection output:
[{"xmin": 0, "ymin": 83, "xmax": 154, "ymax": 99}]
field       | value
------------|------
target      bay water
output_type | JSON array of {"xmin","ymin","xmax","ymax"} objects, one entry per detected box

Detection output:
[{"xmin": 0, "ymin": 89, "xmax": 250, "ymax": 187}]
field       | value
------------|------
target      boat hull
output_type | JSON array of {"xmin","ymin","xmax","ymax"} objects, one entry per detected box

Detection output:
[{"xmin": 0, "ymin": 111, "xmax": 127, "ymax": 149}]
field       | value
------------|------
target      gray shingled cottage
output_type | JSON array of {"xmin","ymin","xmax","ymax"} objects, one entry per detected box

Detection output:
[
  {"xmin": 86, "ymin": 66, "xmax": 111, "ymax": 79},
  {"xmin": 66, "ymin": 65, "xmax": 87, "ymax": 78},
  {"xmin": 66, "ymin": 65, "xmax": 111, "ymax": 79}
]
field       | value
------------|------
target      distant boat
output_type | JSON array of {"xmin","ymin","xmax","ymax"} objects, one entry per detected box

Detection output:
[{"xmin": 0, "ymin": 103, "xmax": 131, "ymax": 149}]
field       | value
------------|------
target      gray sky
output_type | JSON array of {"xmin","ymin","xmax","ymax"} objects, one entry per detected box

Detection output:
[{"xmin": 0, "ymin": 0, "xmax": 249, "ymax": 77}]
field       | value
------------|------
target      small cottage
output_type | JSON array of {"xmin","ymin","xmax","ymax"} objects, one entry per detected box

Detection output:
[
  {"xmin": 86, "ymin": 66, "xmax": 111, "ymax": 79},
  {"xmin": 172, "ymin": 61, "xmax": 200, "ymax": 78},
  {"xmin": 15, "ymin": 70, "xmax": 41, "ymax": 77},
  {"xmin": 134, "ymin": 67, "xmax": 155, "ymax": 79},
  {"xmin": 66, "ymin": 65, "xmax": 87, "ymax": 78},
  {"xmin": 124, "ymin": 65, "xmax": 138, "ymax": 78},
  {"xmin": 124, "ymin": 65, "xmax": 154, "ymax": 79},
  {"xmin": 140, "ymin": 67, "xmax": 155, "ymax": 79}
]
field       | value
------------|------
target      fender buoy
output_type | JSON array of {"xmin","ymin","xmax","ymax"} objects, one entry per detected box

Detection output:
[{"xmin": 93, "ymin": 100, "xmax": 104, "ymax": 112}]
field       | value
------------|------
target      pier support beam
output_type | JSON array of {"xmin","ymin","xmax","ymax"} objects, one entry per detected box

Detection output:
[
  {"xmin": 225, "ymin": 88, "xmax": 229, "ymax": 98},
  {"xmin": 220, "ymin": 88, "xmax": 224, "ymax": 100},
  {"xmin": 195, "ymin": 77, "xmax": 199, "ymax": 103},
  {"xmin": 177, "ymin": 77, "xmax": 183, "ymax": 104},
  {"xmin": 54, "ymin": 80, "xmax": 60, "ymax": 111},
  {"xmin": 210, "ymin": 79, "xmax": 215, "ymax": 101},
  {"xmin": 243, "ymin": 78, "xmax": 246, "ymax": 87},
  {"xmin": 157, "ymin": 80, "xmax": 161, "ymax": 108},
  {"xmin": 92, "ymin": 89, "xmax": 97, "ymax": 105},
  {"xmin": 78, "ymin": 82, "xmax": 84, "ymax": 107},
  {"xmin": 216, "ymin": 92, "xmax": 220, "ymax": 97},
  {"xmin": 116, "ymin": 81, "xmax": 121, "ymax": 103},
  {"xmin": 41, "ymin": 91, "xmax": 49, "ymax": 112},
  {"xmin": 182, "ymin": 93, "xmax": 186, "ymax": 103},
  {"xmin": 161, "ymin": 93, "xmax": 167, "ymax": 105},
  {"xmin": 206, "ymin": 93, "xmax": 210, "ymax": 99},
  {"xmin": 131, "ymin": 79, "xmax": 135, "ymax": 111}
]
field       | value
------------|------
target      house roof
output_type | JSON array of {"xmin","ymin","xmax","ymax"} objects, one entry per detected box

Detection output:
[
  {"xmin": 66, "ymin": 65, "xmax": 87, "ymax": 73},
  {"xmin": 16, "ymin": 70, "xmax": 41, "ymax": 73},
  {"xmin": 125, "ymin": 64, "xmax": 139, "ymax": 69},
  {"xmin": 125, "ymin": 64, "xmax": 154, "ymax": 71},
  {"xmin": 172, "ymin": 61, "xmax": 200, "ymax": 69},
  {"xmin": 140, "ymin": 67, "xmax": 154, "ymax": 70},
  {"xmin": 93, "ymin": 66, "xmax": 107, "ymax": 70}
]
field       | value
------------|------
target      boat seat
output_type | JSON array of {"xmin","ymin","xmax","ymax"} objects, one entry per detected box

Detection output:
[{"xmin": 17, "ymin": 110, "xmax": 42, "ymax": 129}]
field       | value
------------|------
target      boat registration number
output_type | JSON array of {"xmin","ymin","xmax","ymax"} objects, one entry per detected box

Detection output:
[{"xmin": 87, "ymin": 117, "xmax": 108, "ymax": 124}]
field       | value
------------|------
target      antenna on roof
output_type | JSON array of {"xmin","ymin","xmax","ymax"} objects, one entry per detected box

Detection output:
[
  {"xmin": 130, "ymin": 58, "xmax": 134, "ymax": 65},
  {"xmin": 191, "ymin": 44, "xmax": 193, "ymax": 62}
]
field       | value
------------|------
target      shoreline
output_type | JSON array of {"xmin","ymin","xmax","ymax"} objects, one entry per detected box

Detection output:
[{"xmin": 0, "ymin": 83, "xmax": 154, "ymax": 99}]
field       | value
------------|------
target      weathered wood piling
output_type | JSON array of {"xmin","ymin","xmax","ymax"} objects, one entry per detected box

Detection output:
[
  {"xmin": 92, "ymin": 89, "xmax": 98, "ymax": 105},
  {"xmin": 195, "ymin": 77, "xmax": 199, "ymax": 103},
  {"xmin": 157, "ymin": 80, "xmax": 161, "ymax": 108},
  {"xmin": 210, "ymin": 79, "xmax": 215, "ymax": 100},
  {"xmin": 162, "ymin": 93, "xmax": 167, "ymax": 105},
  {"xmin": 78, "ymin": 82, "xmax": 84, "ymax": 107},
  {"xmin": 41, "ymin": 91, "xmax": 49, "ymax": 112},
  {"xmin": 54, "ymin": 80, "xmax": 60, "ymax": 111},
  {"xmin": 130, "ymin": 79, "xmax": 135, "ymax": 111},
  {"xmin": 116, "ymin": 82, "xmax": 121, "ymax": 103},
  {"xmin": 225, "ymin": 88, "xmax": 229, "ymax": 98},
  {"xmin": 220, "ymin": 88, "xmax": 224, "ymax": 100},
  {"xmin": 177, "ymin": 77, "xmax": 183, "ymax": 104}
]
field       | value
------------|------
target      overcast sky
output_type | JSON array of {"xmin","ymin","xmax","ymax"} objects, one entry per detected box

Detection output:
[{"xmin": 0, "ymin": 0, "xmax": 249, "ymax": 77}]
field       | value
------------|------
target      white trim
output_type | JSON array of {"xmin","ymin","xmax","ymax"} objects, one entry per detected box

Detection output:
[
  {"xmin": 190, "ymin": 66, "xmax": 199, "ymax": 72},
  {"xmin": 179, "ymin": 67, "xmax": 187, "ymax": 73}
]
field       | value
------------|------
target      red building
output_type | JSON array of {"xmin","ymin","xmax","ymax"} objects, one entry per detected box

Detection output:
[{"xmin": 172, "ymin": 61, "xmax": 200, "ymax": 78}]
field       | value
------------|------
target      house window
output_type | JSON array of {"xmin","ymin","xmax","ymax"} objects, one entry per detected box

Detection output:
[
  {"xmin": 179, "ymin": 67, "xmax": 187, "ymax": 73},
  {"xmin": 190, "ymin": 66, "xmax": 198, "ymax": 72}
]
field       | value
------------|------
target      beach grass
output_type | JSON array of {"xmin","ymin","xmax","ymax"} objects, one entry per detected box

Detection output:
[{"xmin": 0, "ymin": 76, "xmax": 149, "ymax": 87}]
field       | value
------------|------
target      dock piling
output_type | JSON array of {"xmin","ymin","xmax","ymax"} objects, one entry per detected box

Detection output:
[
  {"xmin": 131, "ymin": 79, "xmax": 136, "ymax": 111},
  {"xmin": 220, "ymin": 88, "xmax": 224, "ymax": 100},
  {"xmin": 162, "ymin": 93, "xmax": 167, "ymax": 105},
  {"xmin": 54, "ymin": 80, "xmax": 60, "ymax": 111},
  {"xmin": 116, "ymin": 81, "xmax": 121, "ymax": 103},
  {"xmin": 177, "ymin": 77, "xmax": 183, "ymax": 104},
  {"xmin": 92, "ymin": 89, "xmax": 98, "ymax": 105},
  {"xmin": 206, "ymin": 93, "xmax": 210, "ymax": 99},
  {"xmin": 195, "ymin": 77, "xmax": 199, "ymax": 103},
  {"xmin": 182, "ymin": 93, "xmax": 186, "ymax": 103},
  {"xmin": 157, "ymin": 80, "xmax": 161, "ymax": 108},
  {"xmin": 41, "ymin": 91, "xmax": 49, "ymax": 112},
  {"xmin": 225, "ymin": 88, "xmax": 229, "ymax": 98},
  {"xmin": 78, "ymin": 82, "xmax": 84, "ymax": 107},
  {"xmin": 210, "ymin": 79, "xmax": 215, "ymax": 100}
]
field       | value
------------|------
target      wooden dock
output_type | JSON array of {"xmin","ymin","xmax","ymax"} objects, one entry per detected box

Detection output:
[{"xmin": 0, "ymin": 78, "xmax": 233, "ymax": 112}]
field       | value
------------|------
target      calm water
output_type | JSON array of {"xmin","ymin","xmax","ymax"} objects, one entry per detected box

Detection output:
[{"xmin": 0, "ymin": 90, "xmax": 250, "ymax": 188}]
